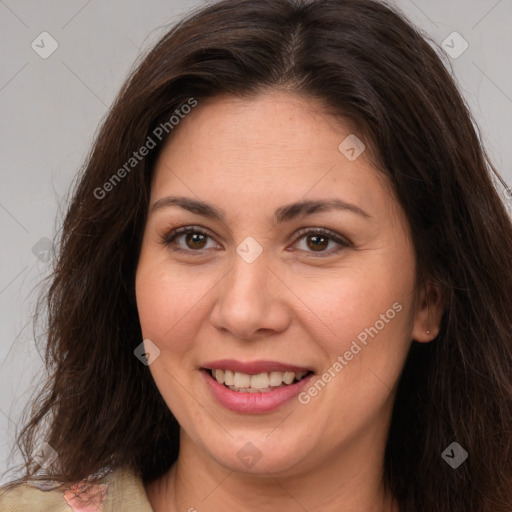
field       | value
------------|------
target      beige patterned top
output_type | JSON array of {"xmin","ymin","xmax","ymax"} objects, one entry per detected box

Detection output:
[{"xmin": 0, "ymin": 465, "xmax": 154, "ymax": 512}]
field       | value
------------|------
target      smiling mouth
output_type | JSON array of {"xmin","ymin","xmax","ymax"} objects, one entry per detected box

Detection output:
[{"xmin": 204, "ymin": 368, "xmax": 314, "ymax": 393}]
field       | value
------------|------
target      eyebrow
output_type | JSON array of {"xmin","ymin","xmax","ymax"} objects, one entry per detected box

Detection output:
[{"xmin": 149, "ymin": 195, "xmax": 371, "ymax": 223}]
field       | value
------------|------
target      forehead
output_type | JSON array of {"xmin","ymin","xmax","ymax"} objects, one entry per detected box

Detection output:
[
  {"xmin": 150, "ymin": 91, "xmax": 399, "ymax": 223},
  {"xmin": 159, "ymin": 90, "xmax": 360, "ymax": 158}
]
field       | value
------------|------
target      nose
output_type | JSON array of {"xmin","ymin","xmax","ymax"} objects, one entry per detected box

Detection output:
[{"xmin": 209, "ymin": 250, "xmax": 291, "ymax": 341}]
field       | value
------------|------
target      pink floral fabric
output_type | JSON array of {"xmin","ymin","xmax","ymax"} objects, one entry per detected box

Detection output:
[{"xmin": 63, "ymin": 480, "xmax": 109, "ymax": 512}]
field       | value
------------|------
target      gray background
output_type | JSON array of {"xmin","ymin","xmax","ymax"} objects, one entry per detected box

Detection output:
[{"xmin": 1, "ymin": 0, "xmax": 511, "ymax": 483}]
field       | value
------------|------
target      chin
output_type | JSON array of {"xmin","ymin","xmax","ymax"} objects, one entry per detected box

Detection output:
[{"xmin": 202, "ymin": 432, "xmax": 316, "ymax": 476}]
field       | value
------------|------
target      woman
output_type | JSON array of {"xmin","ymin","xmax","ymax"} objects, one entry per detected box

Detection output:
[{"xmin": 1, "ymin": 0, "xmax": 511, "ymax": 510}]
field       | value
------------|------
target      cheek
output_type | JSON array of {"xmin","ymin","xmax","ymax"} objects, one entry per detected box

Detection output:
[
  {"xmin": 135, "ymin": 256, "xmax": 214, "ymax": 358},
  {"xmin": 136, "ymin": 268, "xmax": 175, "ymax": 341},
  {"xmin": 295, "ymin": 269, "xmax": 414, "ymax": 427},
  {"xmin": 292, "ymin": 261, "xmax": 413, "ymax": 346},
  {"xmin": 291, "ymin": 252, "xmax": 415, "ymax": 402}
]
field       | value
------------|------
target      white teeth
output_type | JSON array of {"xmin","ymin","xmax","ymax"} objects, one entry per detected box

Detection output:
[
  {"xmin": 250, "ymin": 372, "xmax": 270, "ymax": 389},
  {"xmin": 233, "ymin": 372, "xmax": 251, "ymax": 388},
  {"xmin": 282, "ymin": 371, "xmax": 295, "ymax": 385},
  {"xmin": 224, "ymin": 370, "xmax": 234, "ymax": 386},
  {"xmin": 214, "ymin": 369, "xmax": 224, "ymax": 384},
  {"xmin": 269, "ymin": 371, "xmax": 283, "ymax": 387},
  {"xmin": 210, "ymin": 368, "xmax": 309, "ymax": 391}
]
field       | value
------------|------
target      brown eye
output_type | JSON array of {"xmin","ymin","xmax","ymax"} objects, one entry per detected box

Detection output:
[
  {"xmin": 292, "ymin": 228, "xmax": 351, "ymax": 256},
  {"xmin": 162, "ymin": 226, "xmax": 350, "ymax": 257},
  {"xmin": 184, "ymin": 232, "xmax": 208, "ymax": 250},
  {"xmin": 306, "ymin": 234, "xmax": 330, "ymax": 251},
  {"xmin": 162, "ymin": 227, "xmax": 219, "ymax": 254}
]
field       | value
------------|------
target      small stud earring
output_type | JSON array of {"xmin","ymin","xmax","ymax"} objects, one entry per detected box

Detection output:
[{"xmin": 426, "ymin": 330, "xmax": 431, "ymax": 334}]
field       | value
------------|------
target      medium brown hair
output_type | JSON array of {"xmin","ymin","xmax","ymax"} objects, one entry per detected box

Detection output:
[{"xmin": 2, "ymin": 0, "xmax": 512, "ymax": 510}]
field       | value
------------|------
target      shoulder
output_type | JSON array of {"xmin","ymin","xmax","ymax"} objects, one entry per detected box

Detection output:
[
  {"xmin": 0, "ymin": 478, "xmax": 73, "ymax": 512},
  {"xmin": 0, "ymin": 465, "xmax": 153, "ymax": 512}
]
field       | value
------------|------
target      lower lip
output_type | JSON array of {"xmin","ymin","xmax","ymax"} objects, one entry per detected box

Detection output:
[{"xmin": 201, "ymin": 369, "xmax": 314, "ymax": 414}]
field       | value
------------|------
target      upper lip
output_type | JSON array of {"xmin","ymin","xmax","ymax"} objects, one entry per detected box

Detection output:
[{"xmin": 202, "ymin": 359, "xmax": 314, "ymax": 375}]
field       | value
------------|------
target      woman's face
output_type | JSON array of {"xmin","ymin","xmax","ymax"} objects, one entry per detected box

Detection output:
[{"xmin": 135, "ymin": 91, "xmax": 438, "ymax": 476}]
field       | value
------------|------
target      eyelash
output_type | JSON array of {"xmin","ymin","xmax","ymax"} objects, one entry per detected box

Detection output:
[{"xmin": 160, "ymin": 226, "xmax": 351, "ymax": 257}]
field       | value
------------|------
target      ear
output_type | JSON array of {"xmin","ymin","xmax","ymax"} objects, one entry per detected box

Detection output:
[{"xmin": 411, "ymin": 279, "xmax": 444, "ymax": 343}]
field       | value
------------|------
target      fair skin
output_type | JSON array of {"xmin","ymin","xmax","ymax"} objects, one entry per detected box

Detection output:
[{"xmin": 135, "ymin": 90, "xmax": 443, "ymax": 512}]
